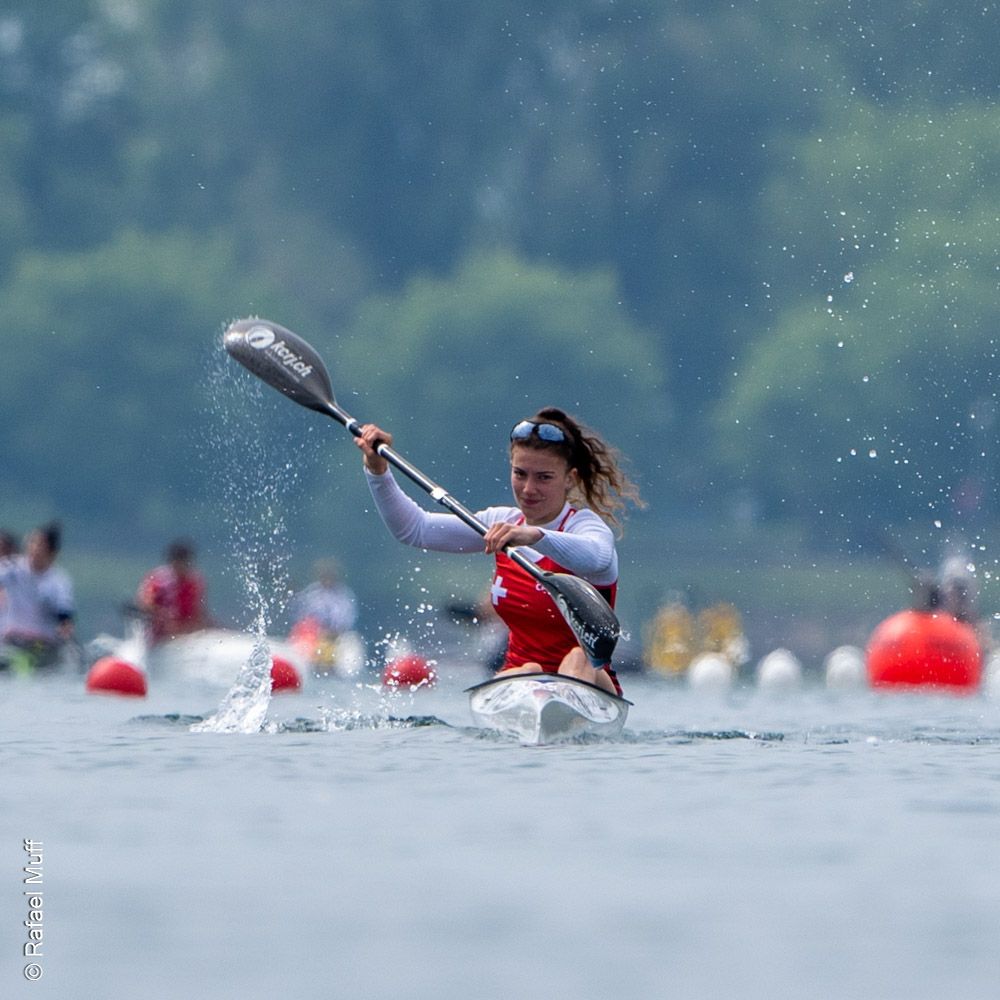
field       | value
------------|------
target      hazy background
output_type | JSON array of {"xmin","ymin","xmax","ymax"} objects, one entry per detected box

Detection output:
[{"xmin": 2, "ymin": 0, "xmax": 998, "ymax": 665}]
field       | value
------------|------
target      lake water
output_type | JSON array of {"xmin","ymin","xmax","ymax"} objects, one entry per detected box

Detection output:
[{"xmin": 3, "ymin": 661, "xmax": 1000, "ymax": 1000}]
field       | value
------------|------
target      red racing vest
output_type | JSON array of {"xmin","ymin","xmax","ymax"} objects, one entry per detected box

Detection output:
[
  {"xmin": 139, "ymin": 566, "xmax": 205, "ymax": 643},
  {"xmin": 490, "ymin": 510, "xmax": 619, "ymax": 690}
]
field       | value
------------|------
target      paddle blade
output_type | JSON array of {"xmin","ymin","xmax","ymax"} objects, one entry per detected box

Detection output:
[
  {"xmin": 223, "ymin": 318, "xmax": 336, "ymax": 415},
  {"xmin": 543, "ymin": 572, "xmax": 621, "ymax": 667}
]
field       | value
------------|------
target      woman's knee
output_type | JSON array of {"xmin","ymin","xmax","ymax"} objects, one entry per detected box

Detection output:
[
  {"xmin": 558, "ymin": 648, "xmax": 616, "ymax": 693},
  {"xmin": 499, "ymin": 661, "xmax": 542, "ymax": 676},
  {"xmin": 558, "ymin": 648, "xmax": 590, "ymax": 678}
]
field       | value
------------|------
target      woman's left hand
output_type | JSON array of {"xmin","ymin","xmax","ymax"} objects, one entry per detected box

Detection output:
[{"xmin": 483, "ymin": 522, "xmax": 543, "ymax": 554}]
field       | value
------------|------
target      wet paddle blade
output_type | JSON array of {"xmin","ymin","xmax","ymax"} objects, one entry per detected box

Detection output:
[
  {"xmin": 543, "ymin": 572, "xmax": 621, "ymax": 666},
  {"xmin": 223, "ymin": 318, "xmax": 336, "ymax": 415}
]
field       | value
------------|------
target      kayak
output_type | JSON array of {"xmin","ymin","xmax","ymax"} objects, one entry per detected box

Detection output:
[{"xmin": 466, "ymin": 672, "xmax": 631, "ymax": 745}]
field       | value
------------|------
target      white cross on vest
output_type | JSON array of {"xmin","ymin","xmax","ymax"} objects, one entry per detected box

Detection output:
[{"xmin": 491, "ymin": 576, "xmax": 508, "ymax": 605}]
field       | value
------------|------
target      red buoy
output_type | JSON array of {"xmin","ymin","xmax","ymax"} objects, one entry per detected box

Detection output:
[
  {"xmin": 86, "ymin": 656, "xmax": 148, "ymax": 697},
  {"xmin": 270, "ymin": 655, "xmax": 302, "ymax": 693},
  {"xmin": 382, "ymin": 654, "xmax": 436, "ymax": 690},
  {"xmin": 866, "ymin": 609, "xmax": 981, "ymax": 692}
]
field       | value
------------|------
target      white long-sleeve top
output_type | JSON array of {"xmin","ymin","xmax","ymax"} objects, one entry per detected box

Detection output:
[
  {"xmin": 0, "ymin": 556, "xmax": 75, "ymax": 642},
  {"xmin": 364, "ymin": 469, "xmax": 618, "ymax": 587}
]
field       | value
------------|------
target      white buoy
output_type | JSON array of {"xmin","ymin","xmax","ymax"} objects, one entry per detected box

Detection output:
[
  {"xmin": 983, "ymin": 652, "xmax": 1000, "ymax": 698},
  {"xmin": 332, "ymin": 631, "xmax": 367, "ymax": 678},
  {"xmin": 823, "ymin": 644, "xmax": 866, "ymax": 689},
  {"xmin": 756, "ymin": 648, "xmax": 802, "ymax": 690},
  {"xmin": 687, "ymin": 653, "xmax": 735, "ymax": 690}
]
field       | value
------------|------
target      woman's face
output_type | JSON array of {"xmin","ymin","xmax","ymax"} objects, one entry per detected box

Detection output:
[{"xmin": 510, "ymin": 444, "xmax": 578, "ymax": 526}]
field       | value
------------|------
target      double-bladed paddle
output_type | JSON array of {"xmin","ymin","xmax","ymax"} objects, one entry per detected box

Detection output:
[{"xmin": 222, "ymin": 317, "xmax": 621, "ymax": 667}]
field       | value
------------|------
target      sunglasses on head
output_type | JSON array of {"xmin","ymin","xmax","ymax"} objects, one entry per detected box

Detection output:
[{"xmin": 510, "ymin": 420, "xmax": 567, "ymax": 443}]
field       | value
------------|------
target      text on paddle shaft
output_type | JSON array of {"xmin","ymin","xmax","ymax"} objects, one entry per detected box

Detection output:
[{"xmin": 22, "ymin": 839, "xmax": 44, "ymax": 981}]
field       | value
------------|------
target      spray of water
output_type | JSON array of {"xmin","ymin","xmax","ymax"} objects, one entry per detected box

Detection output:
[{"xmin": 190, "ymin": 336, "xmax": 312, "ymax": 733}]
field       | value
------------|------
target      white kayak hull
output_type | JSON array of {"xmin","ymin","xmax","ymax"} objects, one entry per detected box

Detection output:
[{"xmin": 466, "ymin": 672, "xmax": 631, "ymax": 745}]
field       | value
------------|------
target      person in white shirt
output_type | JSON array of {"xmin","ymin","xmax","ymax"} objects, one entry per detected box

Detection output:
[
  {"xmin": 289, "ymin": 559, "xmax": 358, "ymax": 637},
  {"xmin": 0, "ymin": 521, "xmax": 75, "ymax": 670},
  {"xmin": 0, "ymin": 529, "xmax": 18, "ymax": 637}
]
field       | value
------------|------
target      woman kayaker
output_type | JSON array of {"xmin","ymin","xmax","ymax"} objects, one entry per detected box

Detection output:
[{"xmin": 356, "ymin": 407, "xmax": 642, "ymax": 694}]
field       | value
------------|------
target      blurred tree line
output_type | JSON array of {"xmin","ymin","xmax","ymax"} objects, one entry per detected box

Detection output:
[{"xmin": 2, "ymin": 1, "xmax": 998, "ymax": 631}]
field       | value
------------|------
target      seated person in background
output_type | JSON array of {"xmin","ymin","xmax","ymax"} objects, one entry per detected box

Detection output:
[
  {"xmin": 938, "ymin": 553, "xmax": 977, "ymax": 625},
  {"xmin": 0, "ymin": 529, "xmax": 19, "ymax": 636},
  {"xmin": 288, "ymin": 559, "xmax": 358, "ymax": 667},
  {"xmin": 0, "ymin": 522, "xmax": 75, "ymax": 668},
  {"xmin": 136, "ymin": 539, "xmax": 210, "ymax": 645},
  {"xmin": 289, "ymin": 559, "xmax": 358, "ymax": 638}
]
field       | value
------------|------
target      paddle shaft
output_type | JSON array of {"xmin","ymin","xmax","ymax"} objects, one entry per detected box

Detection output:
[{"xmin": 320, "ymin": 398, "xmax": 549, "ymax": 583}]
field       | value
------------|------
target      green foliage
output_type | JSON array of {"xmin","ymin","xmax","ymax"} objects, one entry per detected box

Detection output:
[
  {"xmin": 0, "ymin": 115, "xmax": 31, "ymax": 275},
  {"xmin": 717, "ymin": 102, "xmax": 1000, "ymax": 529},
  {"xmin": 0, "ymin": 228, "xmax": 286, "ymax": 541}
]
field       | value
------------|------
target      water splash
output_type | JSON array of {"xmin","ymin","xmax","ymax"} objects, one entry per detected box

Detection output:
[
  {"xmin": 189, "ymin": 336, "xmax": 313, "ymax": 734},
  {"xmin": 190, "ymin": 635, "xmax": 274, "ymax": 734}
]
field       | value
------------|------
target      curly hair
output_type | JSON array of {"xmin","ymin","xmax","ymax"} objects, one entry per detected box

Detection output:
[{"xmin": 510, "ymin": 407, "xmax": 644, "ymax": 533}]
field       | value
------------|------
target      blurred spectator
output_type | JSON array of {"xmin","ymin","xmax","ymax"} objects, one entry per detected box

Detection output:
[
  {"xmin": 288, "ymin": 559, "xmax": 359, "ymax": 670},
  {"xmin": 0, "ymin": 528, "xmax": 19, "ymax": 636},
  {"xmin": 136, "ymin": 538, "xmax": 210, "ymax": 645},
  {"xmin": 0, "ymin": 529, "xmax": 18, "ymax": 558},
  {"xmin": 289, "ymin": 559, "xmax": 358, "ymax": 638},
  {"xmin": 697, "ymin": 602, "xmax": 750, "ymax": 667},
  {"xmin": 644, "ymin": 594, "xmax": 695, "ymax": 676},
  {"xmin": 938, "ymin": 553, "xmax": 977, "ymax": 624},
  {"xmin": 0, "ymin": 521, "xmax": 75, "ymax": 670}
]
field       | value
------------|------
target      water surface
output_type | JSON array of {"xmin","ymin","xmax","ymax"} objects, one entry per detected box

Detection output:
[{"xmin": 3, "ymin": 667, "xmax": 1000, "ymax": 999}]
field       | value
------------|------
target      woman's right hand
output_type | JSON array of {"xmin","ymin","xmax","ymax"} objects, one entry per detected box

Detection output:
[{"xmin": 355, "ymin": 424, "xmax": 393, "ymax": 475}]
